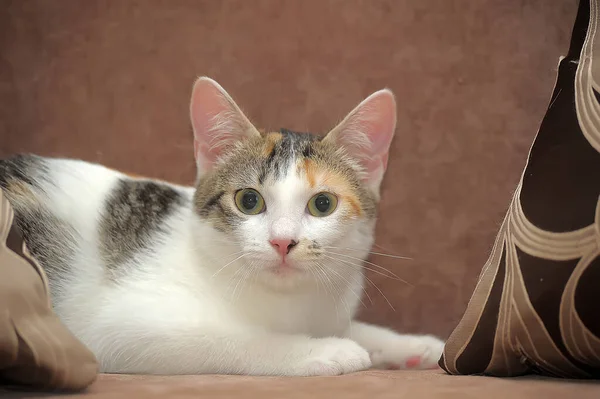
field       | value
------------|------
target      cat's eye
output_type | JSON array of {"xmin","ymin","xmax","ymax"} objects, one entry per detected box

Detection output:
[
  {"xmin": 307, "ymin": 192, "xmax": 338, "ymax": 217},
  {"xmin": 234, "ymin": 188, "xmax": 266, "ymax": 215}
]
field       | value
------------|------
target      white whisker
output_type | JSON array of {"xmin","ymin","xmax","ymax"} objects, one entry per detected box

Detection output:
[
  {"xmin": 313, "ymin": 263, "xmax": 339, "ymax": 322},
  {"xmin": 231, "ymin": 261, "xmax": 254, "ymax": 302},
  {"xmin": 308, "ymin": 267, "xmax": 321, "ymax": 294},
  {"xmin": 324, "ymin": 250, "xmax": 405, "ymax": 281},
  {"xmin": 211, "ymin": 253, "xmax": 248, "ymax": 278},
  {"xmin": 317, "ymin": 261, "xmax": 369, "ymax": 309},
  {"xmin": 322, "ymin": 254, "xmax": 410, "ymax": 286},
  {"xmin": 363, "ymin": 272, "xmax": 396, "ymax": 312},
  {"xmin": 323, "ymin": 256, "xmax": 397, "ymax": 311},
  {"xmin": 323, "ymin": 246, "xmax": 413, "ymax": 260}
]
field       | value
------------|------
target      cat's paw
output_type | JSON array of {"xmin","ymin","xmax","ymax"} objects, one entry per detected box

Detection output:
[
  {"xmin": 370, "ymin": 335, "xmax": 445, "ymax": 370},
  {"xmin": 294, "ymin": 338, "xmax": 372, "ymax": 376}
]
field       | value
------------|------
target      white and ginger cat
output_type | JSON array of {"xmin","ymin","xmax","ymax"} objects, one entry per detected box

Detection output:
[{"xmin": 0, "ymin": 78, "xmax": 444, "ymax": 376}]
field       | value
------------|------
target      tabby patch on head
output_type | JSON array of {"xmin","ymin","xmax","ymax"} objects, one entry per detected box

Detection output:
[{"xmin": 190, "ymin": 77, "xmax": 396, "ymax": 280}]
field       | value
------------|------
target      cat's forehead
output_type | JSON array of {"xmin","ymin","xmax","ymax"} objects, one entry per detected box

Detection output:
[
  {"xmin": 224, "ymin": 127, "xmax": 358, "ymax": 190},
  {"xmin": 255, "ymin": 128, "xmax": 319, "ymax": 184}
]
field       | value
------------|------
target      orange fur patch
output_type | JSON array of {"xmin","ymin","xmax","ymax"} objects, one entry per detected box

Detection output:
[
  {"xmin": 303, "ymin": 158, "xmax": 317, "ymax": 188},
  {"xmin": 263, "ymin": 132, "xmax": 282, "ymax": 157},
  {"xmin": 121, "ymin": 170, "xmax": 147, "ymax": 180},
  {"xmin": 309, "ymin": 166, "xmax": 363, "ymax": 218},
  {"xmin": 344, "ymin": 195, "xmax": 362, "ymax": 217}
]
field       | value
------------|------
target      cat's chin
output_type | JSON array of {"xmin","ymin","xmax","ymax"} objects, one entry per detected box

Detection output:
[
  {"xmin": 263, "ymin": 265, "xmax": 306, "ymax": 284},
  {"xmin": 253, "ymin": 263, "xmax": 314, "ymax": 291},
  {"xmin": 266, "ymin": 262, "xmax": 303, "ymax": 275}
]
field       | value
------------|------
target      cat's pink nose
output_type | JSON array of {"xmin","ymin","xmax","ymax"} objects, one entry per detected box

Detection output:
[{"xmin": 269, "ymin": 239, "xmax": 298, "ymax": 257}]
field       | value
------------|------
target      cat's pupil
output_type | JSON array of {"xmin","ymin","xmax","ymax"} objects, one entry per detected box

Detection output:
[
  {"xmin": 315, "ymin": 194, "xmax": 330, "ymax": 213},
  {"xmin": 242, "ymin": 192, "xmax": 258, "ymax": 210}
]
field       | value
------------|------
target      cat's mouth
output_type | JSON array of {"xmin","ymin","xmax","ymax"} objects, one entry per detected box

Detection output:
[{"xmin": 265, "ymin": 261, "xmax": 303, "ymax": 276}]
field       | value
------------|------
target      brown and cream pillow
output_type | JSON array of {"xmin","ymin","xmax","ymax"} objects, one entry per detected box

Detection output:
[
  {"xmin": 440, "ymin": 0, "xmax": 600, "ymax": 379},
  {"xmin": 0, "ymin": 189, "xmax": 98, "ymax": 391}
]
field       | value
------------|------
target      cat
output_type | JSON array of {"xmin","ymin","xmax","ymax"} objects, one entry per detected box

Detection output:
[{"xmin": 0, "ymin": 77, "xmax": 444, "ymax": 376}]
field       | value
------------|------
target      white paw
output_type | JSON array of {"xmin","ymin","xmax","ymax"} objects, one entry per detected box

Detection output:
[
  {"xmin": 370, "ymin": 335, "xmax": 445, "ymax": 370},
  {"xmin": 295, "ymin": 338, "xmax": 372, "ymax": 376}
]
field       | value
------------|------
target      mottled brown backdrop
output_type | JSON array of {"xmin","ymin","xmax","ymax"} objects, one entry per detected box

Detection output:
[{"xmin": 0, "ymin": 0, "xmax": 577, "ymax": 338}]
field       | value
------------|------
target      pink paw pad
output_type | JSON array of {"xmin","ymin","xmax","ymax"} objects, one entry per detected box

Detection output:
[{"xmin": 405, "ymin": 356, "xmax": 422, "ymax": 368}]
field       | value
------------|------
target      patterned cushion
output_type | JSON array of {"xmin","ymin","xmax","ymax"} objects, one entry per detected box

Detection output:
[
  {"xmin": 0, "ymin": 189, "xmax": 97, "ymax": 391},
  {"xmin": 440, "ymin": 0, "xmax": 600, "ymax": 378}
]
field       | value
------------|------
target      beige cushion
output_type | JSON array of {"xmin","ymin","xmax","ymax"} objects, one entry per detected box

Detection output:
[{"xmin": 0, "ymin": 189, "xmax": 97, "ymax": 391}]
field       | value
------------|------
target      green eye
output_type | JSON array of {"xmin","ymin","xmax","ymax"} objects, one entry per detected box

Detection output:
[
  {"xmin": 235, "ymin": 188, "xmax": 266, "ymax": 215},
  {"xmin": 307, "ymin": 192, "xmax": 338, "ymax": 217}
]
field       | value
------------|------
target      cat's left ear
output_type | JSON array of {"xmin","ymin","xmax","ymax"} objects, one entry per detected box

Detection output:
[
  {"xmin": 190, "ymin": 77, "xmax": 261, "ymax": 177},
  {"xmin": 323, "ymin": 89, "xmax": 397, "ymax": 195}
]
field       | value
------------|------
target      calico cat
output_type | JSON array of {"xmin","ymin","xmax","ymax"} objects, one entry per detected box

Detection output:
[{"xmin": 0, "ymin": 78, "xmax": 444, "ymax": 376}]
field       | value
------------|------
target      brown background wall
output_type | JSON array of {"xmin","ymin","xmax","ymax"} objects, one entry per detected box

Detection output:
[{"xmin": 0, "ymin": 0, "xmax": 577, "ymax": 338}]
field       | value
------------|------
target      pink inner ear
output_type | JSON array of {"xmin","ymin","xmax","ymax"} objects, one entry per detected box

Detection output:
[
  {"xmin": 382, "ymin": 152, "xmax": 389, "ymax": 170},
  {"xmin": 190, "ymin": 78, "xmax": 233, "ymax": 166},
  {"xmin": 360, "ymin": 90, "xmax": 397, "ymax": 159},
  {"xmin": 363, "ymin": 152, "xmax": 390, "ymax": 177},
  {"xmin": 333, "ymin": 89, "xmax": 396, "ymax": 184},
  {"xmin": 325, "ymin": 89, "xmax": 396, "ymax": 189},
  {"xmin": 193, "ymin": 140, "xmax": 215, "ymax": 173}
]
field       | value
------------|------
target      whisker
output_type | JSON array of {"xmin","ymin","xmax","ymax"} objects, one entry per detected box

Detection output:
[
  {"xmin": 322, "ymin": 253, "xmax": 409, "ymax": 285},
  {"xmin": 322, "ymin": 264, "xmax": 350, "ymax": 322},
  {"xmin": 324, "ymin": 250, "xmax": 406, "ymax": 281},
  {"xmin": 246, "ymin": 261, "xmax": 261, "ymax": 297},
  {"xmin": 323, "ymin": 246, "xmax": 413, "ymax": 260},
  {"xmin": 216, "ymin": 249, "xmax": 247, "ymax": 258},
  {"xmin": 324, "ymin": 255, "xmax": 397, "ymax": 312},
  {"xmin": 373, "ymin": 242, "xmax": 397, "ymax": 253},
  {"xmin": 225, "ymin": 259, "xmax": 246, "ymax": 289},
  {"xmin": 189, "ymin": 237, "xmax": 246, "ymax": 252},
  {"xmin": 318, "ymin": 262, "xmax": 369, "ymax": 309},
  {"xmin": 211, "ymin": 253, "xmax": 248, "ymax": 278},
  {"xmin": 314, "ymin": 263, "xmax": 340, "ymax": 322},
  {"xmin": 231, "ymin": 261, "xmax": 254, "ymax": 302},
  {"xmin": 207, "ymin": 250, "xmax": 248, "ymax": 265},
  {"xmin": 308, "ymin": 267, "xmax": 321, "ymax": 294},
  {"xmin": 363, "ymin": 272, "xmax": 396, "ymax": 312},
  {"xmin": 318, "ymin": 265, "xmax": 354, "ymax": 326}
]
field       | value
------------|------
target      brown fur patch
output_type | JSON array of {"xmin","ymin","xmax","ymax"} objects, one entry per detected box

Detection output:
[
  {"xmin": 3, "ymin": 180, "xmax": 39, "ymax": 209},
  {"xmin": 6, "ymin": 179, "xmax": 34, "ymax": 198}
]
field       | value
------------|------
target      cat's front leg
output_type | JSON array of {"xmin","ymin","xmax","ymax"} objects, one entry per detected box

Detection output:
[
  {"xmin": 345, "ymin": 321, "xmax": 445, "ymax": 370},
  {"xmin": 92, "ymin": 326, "xmax": 371, "ymax": 376},
  {"xmin": 286, "ymin": 336, "xmax": 372, "ymax": 376}
]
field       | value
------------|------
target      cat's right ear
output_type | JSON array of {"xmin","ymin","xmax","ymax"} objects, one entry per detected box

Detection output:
[{"xmin": 190, "ymin": 77, "xmax": 261, "ymax": 176}]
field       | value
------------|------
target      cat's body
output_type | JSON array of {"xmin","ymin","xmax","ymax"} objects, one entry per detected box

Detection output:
[{"xmin": 0, "ymin": 78, "xmax": 444, "ymax": 376}]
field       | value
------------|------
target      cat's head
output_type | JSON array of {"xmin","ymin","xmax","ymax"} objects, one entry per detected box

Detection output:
[{"xmin": 190, "ymin": 77, "xmax": 396, "ymax": 290}]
